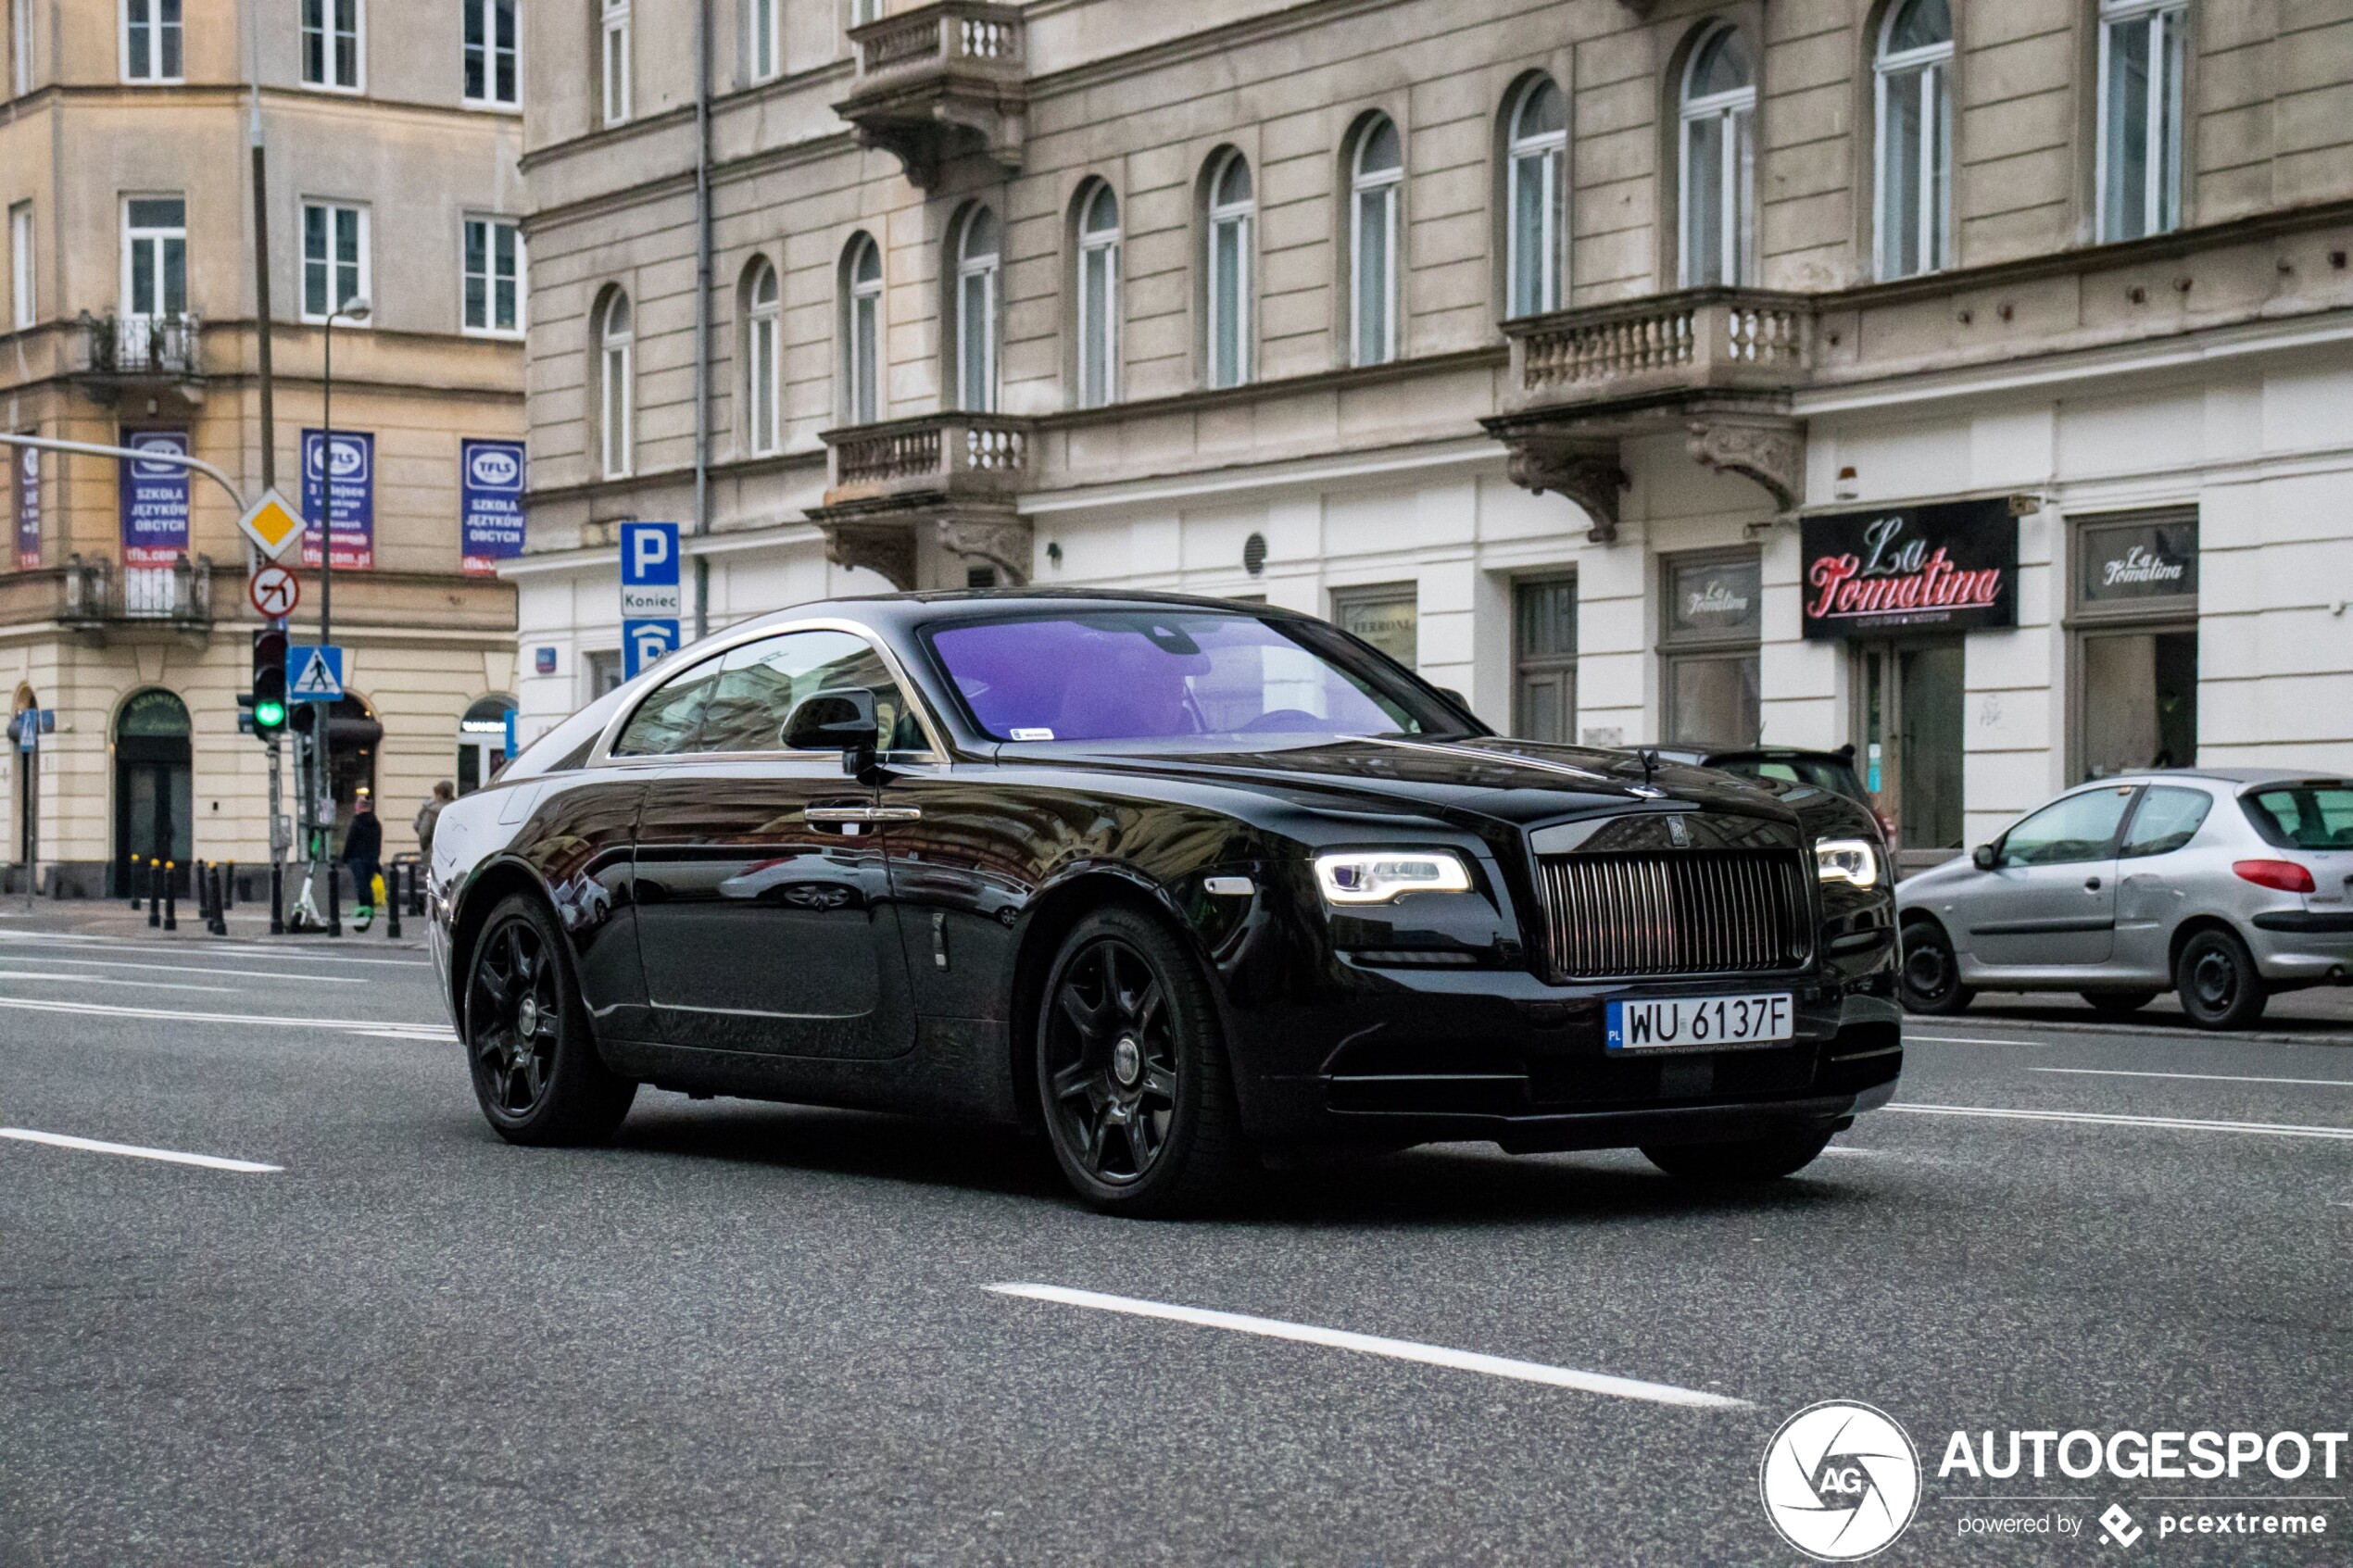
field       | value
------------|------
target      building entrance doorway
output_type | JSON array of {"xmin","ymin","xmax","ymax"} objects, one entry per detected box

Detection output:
[
  {"xmin": 457, "ymin": 694, "xmax": 516, "ymax": 795},
  {"xmin": 1855, "ymin": 639, "xmax": 1963, "ymax": 864},
  {"xmin": 114, "ymin": 687, "xmax": 193, "ymax": 896}
]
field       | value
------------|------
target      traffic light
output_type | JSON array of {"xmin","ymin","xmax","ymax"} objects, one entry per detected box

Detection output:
[{"xmin": 249, "ymin": 628, "xmax": 288, "ymax": 742}]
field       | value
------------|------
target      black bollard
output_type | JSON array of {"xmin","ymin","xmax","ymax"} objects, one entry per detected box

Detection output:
[
  {"xmin": 195, "ymin": 860, "xmax": 211, "ymax": 926},
  {"xmin": 209, "ymin": 864, "xmax": 229, "ymax": 935},
  {"xmin": 270, "ymin": 860, "xmax": 284, "ymax": 935},
  {"xmin": 223, "ymin": 860, "xmax": 235, "ymax": 911},
  {"xmin": 327, "ymin": 861, "xmax": 342, "ymax": 938},
  {"xmin": 162, "ymin": 860, "xmax": 177, "ymax": 931},
  {"xmin": 129, "ymin": 857, "xmax": 143, "ymax": 909},
  {"xmin": 386, "ymin": 862, "xmax": 403, "ymax": 940},
  {"xmin": 147, "ymin": 859, "xmax": 160, "ymax": 926}
]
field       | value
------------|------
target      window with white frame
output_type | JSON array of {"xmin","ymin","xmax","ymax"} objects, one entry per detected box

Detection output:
[
  {"xmin": 849, "ymin": 0, "xmax": 883, "ymax": 26},
  {"xmin": 955, "ymin": 207, "xmax": 1000, "ymax": 413},
  {"xmin": 121, "ymin": 196, "xmax": 186, "ymax": 323},
  {"xmin": 12, "ymin": 0, "xmax": 31, "ymax": 95},
  {"xmin": 601, "ymin": 0, "xmax": 632, "ymax": 126},
  {"xmin": 1075, "ymin": 183, "xmax": 1120, "ymax": 408},
  {"xmin": 301, "ymin": 0, "xmax": 363, "ymax": 92},
  {"xmin": 1875, "ymin": 0, "xmax": 1952, "ymax": 280},
  {"xmin": 1505, "ymin": 76, "xmax": 1567, "ymax": 319},
  {"xmin": 121, "ymin": 0, "xmax": 182, "ymax": 82},
  {"xmin": 2097, "ymin": 0, "xmax": 2185, "ymax": 243},
  {"xmin": 463, "ymin": 0, "xmax": 518, "ymax": 107},
  {"xmin": 10, "ymin": 202, "xmax": 31, "ymax": 329},
  {"xmin": 1204, "ymin": 151, "xmax": 1252, "ymax": 389},
  {"xmin": 1678, "ymin": 26, "xmax": 1755, "ymax": 287},
  {"xmin": 302, "ymin": 202, "xmax": 369, "ymax": 321},
  {"xmin": 743, "ymin": 257, "xmax": 781, "ymax": 455},
  {"xmin": 844, "ymin": 232, "xmax": 883, "ymax": 424},
  {"xmin": 748, "ymin": 0, "xmax": 780, "ymax": 81},
  {"xmin": 463, "ymin": 217, "xmax": 522, "ymax": 335},
  {"xmin": 598, "ymin": 289, "xmax": 633, "ymax": 478},
  {"xmin": 1349, "ymin": 115, "xmax": 1402, "ymax": 367}
]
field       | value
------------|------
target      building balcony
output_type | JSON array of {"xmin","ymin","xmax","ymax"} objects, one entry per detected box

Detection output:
[
  {"xmin": 73, "ymin": 312, "xmax": 205, "ymax": 400},
  {"xmin": 57, "ymin": 553, "xmax": 214, "ymax": 632},
  {"xmin": 808, "ymin": 411, "xmax": 1033, "ymax": 589},
  {"xmin": 834, "ymin": 1, "xmax": 1026, "ymax": 190},
  {"xmin": 1484, "ymin": 289, "xmax": 1817, "ymax": 539}
]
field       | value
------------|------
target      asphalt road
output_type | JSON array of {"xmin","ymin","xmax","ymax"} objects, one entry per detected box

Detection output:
[{"xmin": 1, "ymin": 909, "xmax": 2347, "ymax": 1567}]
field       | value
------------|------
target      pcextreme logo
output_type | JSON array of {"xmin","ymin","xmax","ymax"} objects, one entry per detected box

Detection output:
[{"xmin": 1761, "ymin": 1400, "xmax": 1924, "ymax": 1561}]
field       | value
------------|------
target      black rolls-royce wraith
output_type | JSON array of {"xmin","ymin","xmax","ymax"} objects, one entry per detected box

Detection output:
[{"xmin": 428, "ymin": 590, "xmax": 1901, "ymax": 1215}]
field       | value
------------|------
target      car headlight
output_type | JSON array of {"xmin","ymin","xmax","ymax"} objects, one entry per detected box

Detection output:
[
  {"xmin": 1815, "ymin": 836, "xmax": 1880, "ymax": 888},
  {"xmin": 1314, "ymin": 850, "xmax": 1475, "ymax": 905}
]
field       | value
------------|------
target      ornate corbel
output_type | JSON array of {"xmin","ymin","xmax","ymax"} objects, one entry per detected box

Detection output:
[
  {"xmin": 1686, "ymin": 413, "xmax": 1805, "ymax": 513},
  {"xmin": 936, "ymin": 508, "xmax": 1032, "ymax": 586},
  {"xmin": 816, "ymin": 517, "xmax": 917, "ymax": 591},
  {"xmin": 1500, "ymin": 433, "xmax": 1630, "ymax": 544}
]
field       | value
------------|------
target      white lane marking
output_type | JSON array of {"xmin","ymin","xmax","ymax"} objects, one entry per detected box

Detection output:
[
  {"xmin": 1908, "ymin": 1035, "xmax": 2051, "ymax": 1047},
  {"xmin": 0, "ymin": 954, "xmax": 371, "ymax": 984},
  {"xmin": 2031, "ymin": 1066, "xmax": 2353, "ymax": 1089},
  {"xmin": 0, "ymin": 995, "xmax": 455, "ymax": 1040},
  {"xmin": 0, "ymin": 969, "xmax": 236, "ymax": 993},
  {"xmin": 1, "ymin": 1126, "xmax": 282, "ymax": 1173},
  {"xmin": 1889, "ymin": 1103, "xmax": 2353, "ymax": 1141},
  {"xmin": 0, "ymin": 932, "xmax": 426, "ymax": 968},
  {"xmin": 985, "ymin": 1282, "xmax": 1747, "ymax": 1409}
]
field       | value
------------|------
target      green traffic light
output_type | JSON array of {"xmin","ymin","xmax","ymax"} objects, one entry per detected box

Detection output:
[{"xmin": 255, "ymin": 699, "xmax": 287, "ymax": 728}]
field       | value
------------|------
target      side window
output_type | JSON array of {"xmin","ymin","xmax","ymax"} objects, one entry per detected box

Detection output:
[
  {"xmin": 2120, "ymin": 784, "xmax": 2211, "ymax": 858},
  {"xmin": 692, "ymin": 630, "xmax": 925, "ymax": 754},
  {"xmin": 610, "ymin": 654, "xmax": 723, "ymax": 756},
  {"xmin": 1998, "ymin": 785, "xmax": 2136, "ymax": 867}
]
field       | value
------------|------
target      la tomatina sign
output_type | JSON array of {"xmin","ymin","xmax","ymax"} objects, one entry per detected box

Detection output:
[{"xmin": 1801, "ymin": 498, "xmax": 2019, "ymax": 640}]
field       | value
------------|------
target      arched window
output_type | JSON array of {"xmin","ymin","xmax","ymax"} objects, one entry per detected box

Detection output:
[
  {"xmin": 954, "ymin": 207, "xmax": 999, "ymax": 413},
  {"xmin": 1349, "ymin": 115, "xmax": 1402, "ymax": 367},
  {"xmin": 742, "ymin": 257, "xmax": 780, "ymax": 456},
  {"xmin": 843, "ymin": 232, "xmax": 883, "ymax": 425},
  {"xmin": 1204, "ymin": 150, "xmax": 1252, "ymax": 389},
  {"xmin": 1075, "ymin": 182, "xmax": 1120, "ymax": 408},
  {"xmin": 597, "ymin": 287, "xmax": 633, "ymax": 478},
  {"xmin": 1679, "ymin": 26, "xmax": 1755, "ymax": 287},
  {"xmin": 1875, "ymin": 0, "xmax": 1953, "ymax": 279},
  {"xmin": 1505, "ymin": 76, "xmax": 1567, "ymax": 318}
]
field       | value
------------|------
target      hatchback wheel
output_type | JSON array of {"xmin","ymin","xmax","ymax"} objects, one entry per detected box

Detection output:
[
  {"xmin": 1643, "ymin": 1128, "xmax": 1833, "ymax": 1183},
  {"xmin": 1898, "ymin": 920, "xmax": 1974, "ymax": 1015},
  {"xmin": 465, "ymin": 893, "xmax": 636, "ymax": 1145},
  {"xmin": 1038, "ymin": 908, "xmax": 1255, "ymax": 1217},
  {"xmin": 2175, "ymin": 928, "xmax": 2268, "ymax": 1031}
]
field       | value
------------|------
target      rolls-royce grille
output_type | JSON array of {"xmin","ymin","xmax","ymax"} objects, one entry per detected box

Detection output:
[{"xmin": 1536, "ymin": 849, "xmax": 1812, "ymax": 979}]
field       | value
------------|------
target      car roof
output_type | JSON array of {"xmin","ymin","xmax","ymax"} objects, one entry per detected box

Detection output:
[
  {"xmin": 728, "ymin": 586, "xmax": 1309, "ymax": 636},
  {"xmin": 2088, "ymin": 767, "xmax": 2353, "ymax": 790}
]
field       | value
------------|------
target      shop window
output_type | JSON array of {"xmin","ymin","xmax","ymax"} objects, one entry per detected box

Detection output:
[
  {"xmin": 1856, "ymin": 638, "xmax": 1963, "ymax": 852},
  {"xmin": 2073, "ymin": 510, "xmax": 2197, "ymax": 779},
  {"xmin": 1331, "ymin": 582, "xmax": 1418, "ymax": 670},
  {"xmin": 1659, "ymin": 550, "xmax": 1760, "ymax": 746},
  {"xmin": 1513, "ymin": 575, "xmax": 1577, "ymax": 743}
]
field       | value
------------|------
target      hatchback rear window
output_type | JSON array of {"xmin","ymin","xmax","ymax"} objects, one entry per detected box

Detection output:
[{"xmin": 2242, "ymin": 784, "xmax": 2353, "ymax": 850}]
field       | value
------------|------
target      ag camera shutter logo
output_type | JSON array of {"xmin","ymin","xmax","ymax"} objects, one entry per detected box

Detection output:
[{"xmin": 1761, "ymin": 1400, "xmax": 1921, "ymax": 1561}]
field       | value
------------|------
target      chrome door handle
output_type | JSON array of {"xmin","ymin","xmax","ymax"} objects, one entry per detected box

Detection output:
[
  {"xmin": 805, "ymin": 806, "xmax": 922, "ymax": 823},
  {"xmin": 2083, "ymin": 877, "xmax": 2102, "ymax": 891}
]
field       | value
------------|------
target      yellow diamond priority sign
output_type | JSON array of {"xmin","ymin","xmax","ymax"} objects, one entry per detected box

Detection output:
[{"xmin": 236, "ymin": 488, "xmax": 307, "ymax": 562}]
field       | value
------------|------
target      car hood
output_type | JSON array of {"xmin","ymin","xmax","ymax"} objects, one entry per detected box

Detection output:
[{"xmin": 1003, "ymin": 734, "xmax": 1809, "ymax": 832}]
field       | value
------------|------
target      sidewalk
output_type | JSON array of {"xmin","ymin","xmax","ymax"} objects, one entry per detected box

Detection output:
[{"xmin": 0, "ymin": 898, "xmax": 427, "ymax": 950}]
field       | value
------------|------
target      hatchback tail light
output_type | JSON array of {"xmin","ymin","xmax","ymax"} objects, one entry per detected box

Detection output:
[{"xmin": 2233, "ymin": 859, "xmax": 2317, "ymax": 894}]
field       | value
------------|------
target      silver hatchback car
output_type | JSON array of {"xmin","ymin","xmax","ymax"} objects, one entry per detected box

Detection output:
[{"xmin": 1895, "ymin": 769, "xmax": 2353, "ymax": 1029}]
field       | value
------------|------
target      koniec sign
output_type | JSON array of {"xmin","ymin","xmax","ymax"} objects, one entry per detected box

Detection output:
[{"xmin": 1801, "ymin": 498, "xmax": 2019, "ymax": 640}]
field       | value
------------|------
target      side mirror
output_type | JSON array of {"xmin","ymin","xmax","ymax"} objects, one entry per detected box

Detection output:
[
  {"xmin": 781, "ymin": 687, "xmax": 880, "ymax": 776},
  {"xmin": 1972, "ymin": 843, "xmax": 1997, "ymax": 871}
]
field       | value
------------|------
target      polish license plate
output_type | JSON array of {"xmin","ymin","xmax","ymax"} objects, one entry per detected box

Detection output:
[{"xmin": 1605, "ymin": 993, "xmax": 1793, "ymax": 1051}]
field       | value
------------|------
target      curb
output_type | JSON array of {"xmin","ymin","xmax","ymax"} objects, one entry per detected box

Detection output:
[{"xmin": 1909, "ymin": 1014, "xmax": 2353, "ymax": 1048}]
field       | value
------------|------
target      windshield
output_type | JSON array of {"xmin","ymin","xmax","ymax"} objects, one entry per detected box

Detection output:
[
  {"xmin": 925, "ymin": 609, "xmax": 1463, "ymax": 746},
  {"xmin": 2242, "ymin": 783, "xmax": 2353, "ymax": 850}
]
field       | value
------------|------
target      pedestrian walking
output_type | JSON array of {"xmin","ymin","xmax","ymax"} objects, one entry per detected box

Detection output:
[
  {"xmin": 344, "ymin": 793, "xmax": 384, "ymax": 933},
  {"xmin": 415, "ymin": 780, "xmax": 455, "ymax": 859}
]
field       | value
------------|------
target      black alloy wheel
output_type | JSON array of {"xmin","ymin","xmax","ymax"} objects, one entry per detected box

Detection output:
[
  {"xmin": 464, "ymin": 893, "xmax": 636, "ymax": 1145},
  {"xmin": 1642, "ymin": 1127, "xmax": 1835, "ymax": 1183},
  {"xmin": 2175, "ymin": 927, "xmax": 2268, "ymax": 1032},
  {"xmin": 1038, "ymin": 907, "xmax": 1254, "ymax": 1217},
  {"xmin": 1897, "ymin": 919, "xmax": 1975, "ymax": 1015},
  {"xmin": 2082, "ymin": 989, "xmax": 2159, "ymax": 1019}
]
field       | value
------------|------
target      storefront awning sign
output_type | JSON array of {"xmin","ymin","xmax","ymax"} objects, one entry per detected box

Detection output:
[{"xmin": 1801, "ymin": 498, "xmax": 2019, "ymax": 640}]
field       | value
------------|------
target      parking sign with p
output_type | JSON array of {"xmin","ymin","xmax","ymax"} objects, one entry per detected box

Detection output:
[{"xmin": 619, "ymin": 521, "xmax": 683, "ymax": 680}]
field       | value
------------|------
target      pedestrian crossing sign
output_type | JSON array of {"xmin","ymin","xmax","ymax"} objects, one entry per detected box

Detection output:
[
  {"xmin": 236, "ymin": 488, "xmax": 308, "ymax": 561},
  {"xmin": 287, "ymin": 644, "xmax": 345, "ymax": 700}
]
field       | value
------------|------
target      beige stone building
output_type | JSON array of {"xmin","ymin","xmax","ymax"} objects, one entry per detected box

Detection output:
[
  {"xmin": 0, "ymin": 0, "xmax": 526, "ymax": 895},
  {"xmin": 513, "ymin": 0, "xmax": 2353, "ymax": 867}
]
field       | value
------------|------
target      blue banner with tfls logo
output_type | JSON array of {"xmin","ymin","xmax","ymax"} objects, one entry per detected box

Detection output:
[
  {"xmin": 118, "ymin": 429, "xmax": 190, "ymax": 567},
  {"xmin": 301, "ymin": 427, "xmax": 375, "ymax": 570},
  {"xmin": 459, "ymin": 439, "xmax": 526, "ymax": 575}
]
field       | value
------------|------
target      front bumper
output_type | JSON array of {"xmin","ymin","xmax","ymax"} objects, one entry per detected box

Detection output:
[{"xmin": 1227, "ymin": 960, "xmax": 1905, "ymax": 1149}]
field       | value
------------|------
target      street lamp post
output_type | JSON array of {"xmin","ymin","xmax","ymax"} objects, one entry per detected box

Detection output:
[{"xmin": 307, "ymin": 295, "xmax": 370, "ymax": 936}]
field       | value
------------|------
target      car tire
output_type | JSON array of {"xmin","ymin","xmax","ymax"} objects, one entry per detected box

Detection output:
[
  {"xmin": 1642, "ymin": 1128, "xmax": 1834, "ymax": 1183},
  {"xmin": 464, "ymin": 892, "xmax": 636, "ymax": 1146},
  {"xmin": 1898, "ymin": 920, "xmax": 1975, "ymax": 1015},
  {"xmin": 2081, "ymin": 989, "xmax": 2159, "ymax": 1019},
  {"xmin": 2175, "ymin": 928, "xmax": 2269, "ymax": 1032},
  {"xmin": 1036, "ymin": 906, "xmax": 1257, "ymax": 1218}
]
